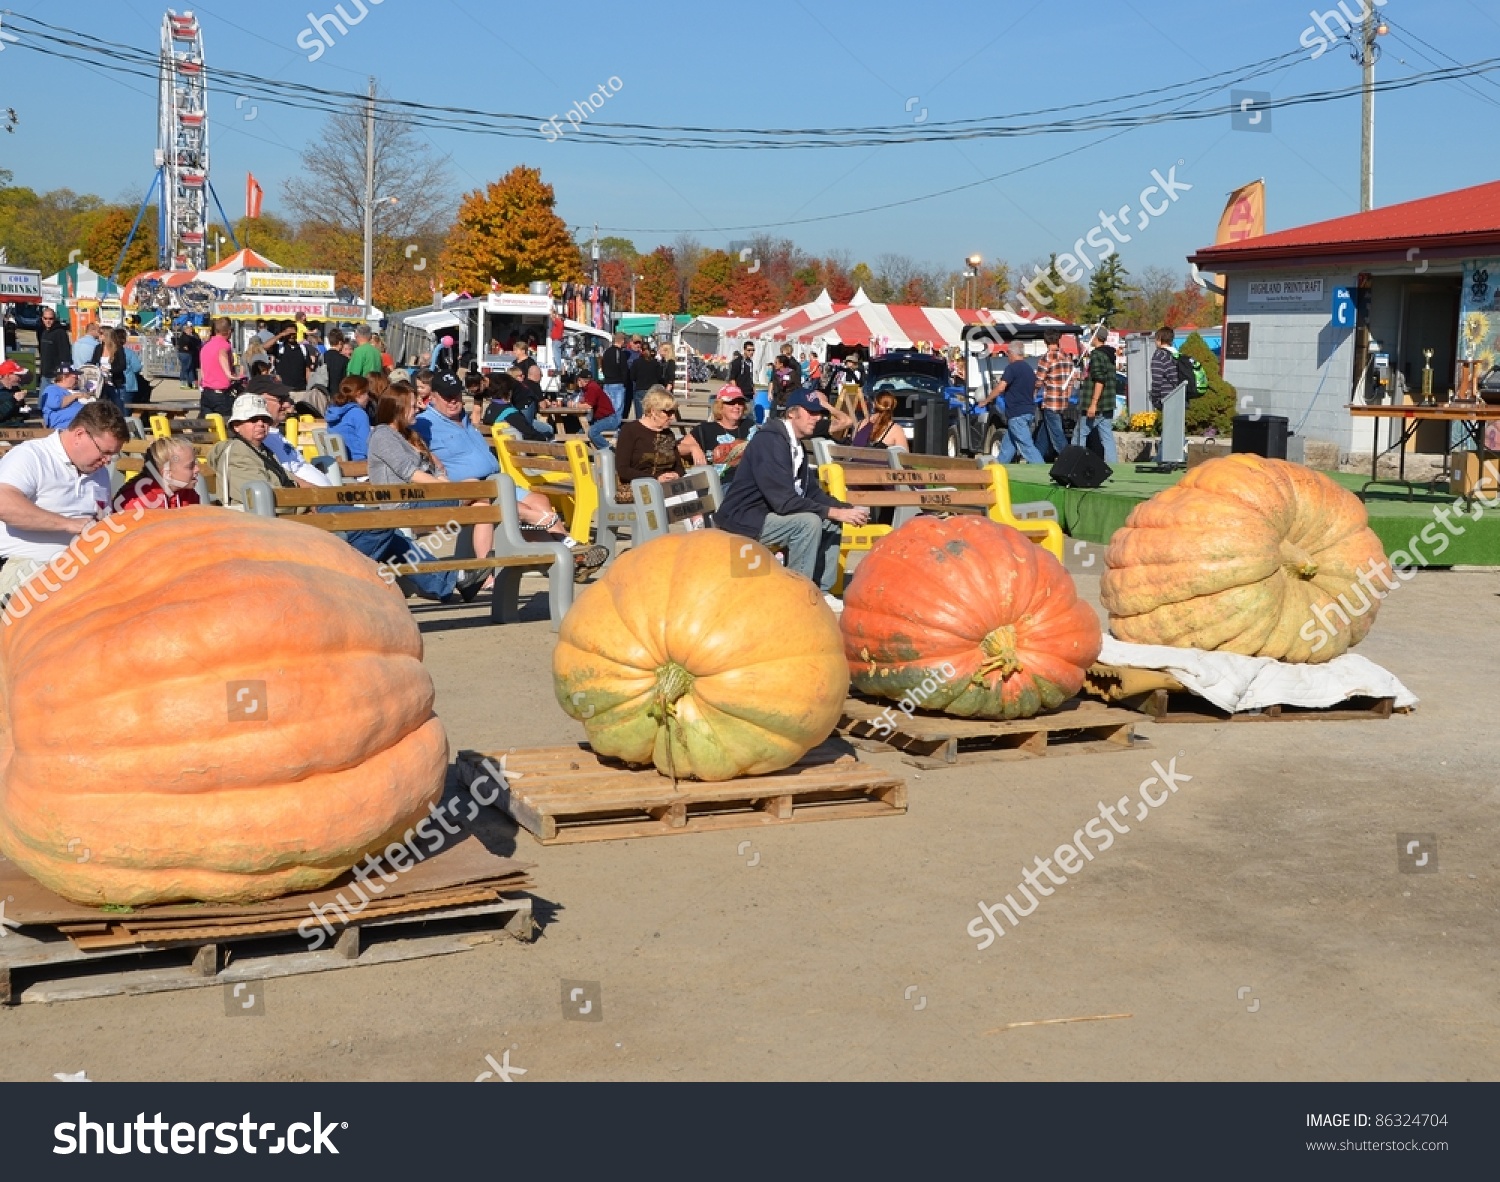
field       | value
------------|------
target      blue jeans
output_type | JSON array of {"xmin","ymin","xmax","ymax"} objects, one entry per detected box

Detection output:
[
  {"xmin": 1073, "ymin": 415, "xmax": 1118, "ymax": 463},
  {"xmin": 603, "ymin": 383, "xmax": 626, "ymax": 420},
  {"xmin": 1040, "ymin": 408, "xmax": 1068, "ymax": 459},
  {"xmin": 587, "ymin": 412, "xmax": 621, "ymax": 450},
  {"xmin": 318, "ymin": 506, "xmax": 458, "ymax": 599},
  {"xmin": 753, "ymin": 390, "xmax": 772, "ymax": 425},
  {"xmin": 998, "ymin": 412, "xmax": 1045, "ymax": 464},
  {"xmin": 757, "ymin": 512, "xmax": 843, "ymax": 593},
  {"xmin": 178, "ymin": 352, "xmax": 197, "ymax": 386},
  {"xmin": 520, "ymin": 402, "xmax": 555, "ymax": 439}
]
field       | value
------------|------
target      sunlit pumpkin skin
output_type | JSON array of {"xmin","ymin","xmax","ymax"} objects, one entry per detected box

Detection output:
[
  {"xmin": 0, "ymin": 507, "xmax": 448, "ymax": 906},
  {"xmin": 841, "ymin": 516, "xmax": 1103, "ymax": 720},
  {"xmin": 553, "ymin": 530, "xmax": 848, "ymax": 781},
  {"xmin": 1100, "ymin": 454, "xmax": 1391, "ymax": 663}
]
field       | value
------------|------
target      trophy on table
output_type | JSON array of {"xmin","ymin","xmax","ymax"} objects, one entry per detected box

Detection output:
[{"xmin": 1422, "ymin": 348, "xmax": 1434, "ymax": 404}]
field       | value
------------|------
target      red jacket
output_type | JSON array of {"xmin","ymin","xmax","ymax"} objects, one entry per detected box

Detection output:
[
  {"xmin": 580, "ymin": 379, "xmax": 615, "ymax": 420},
  {"xmin": 115, "ymin": 472, "xmax": 201, "ymax": 513}
]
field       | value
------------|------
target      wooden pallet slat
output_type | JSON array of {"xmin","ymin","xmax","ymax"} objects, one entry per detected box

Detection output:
[
  {"xmin": 455, "ymin": 741, "xmax": 905, "ymax": 845},
  {"xmin": 836, "ymin": 695, "xmax": 1144, "ymax": 768},
  {"xmin": 1123, "ymin": 689, "xmax": 1400, "ymax": 724}
]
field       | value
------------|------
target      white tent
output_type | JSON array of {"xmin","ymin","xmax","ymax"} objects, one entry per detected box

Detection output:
[{"xmin": 41, "ymin": 262, "xmax": 120, "ymax": 305}]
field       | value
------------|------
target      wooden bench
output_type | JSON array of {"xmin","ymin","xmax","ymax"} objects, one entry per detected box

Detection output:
[
  {"xmin": 630, "ymin": 468, "xmax": 723, "ymax": 543},
  {"xmin": 151, "ymin": 413, "xmax": 227, "ymax": 442},
  {"xmin": 818, "ymin": 464, "xmax": 1066, "ymax": 593},
  {"xmin": 895, "ymin": 451, "xmax": 1059, "ymax": 523},
  {"xmin": 240, "ymin": 476, "xmax": 574, "ymax": 628},
  {"xmin": 492, "ymin": 430, "xmax": 597, "ymax": 545}
]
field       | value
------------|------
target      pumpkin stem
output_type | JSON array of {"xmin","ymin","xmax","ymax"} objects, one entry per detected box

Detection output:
[
  {"xmin": 647, "ymin": 662, "xmax": 695, "ymax": 790},
  {"xmin": 1279, "ymin": 539, "xmax": 1319, "ymax": 581},
  {"xmin": 975, "ymin": 625, "xmax": 1023, "ymax": 680}
]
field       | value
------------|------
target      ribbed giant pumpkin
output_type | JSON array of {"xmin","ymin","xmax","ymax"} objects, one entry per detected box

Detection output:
[
  {"xmin": 1100, "ymin": 454, "xmax": 1390, "ymax": 663},
  {"xmin": 841, "ymin": 516, "xmax": 1103, "ymax": 719},
  {"xmin": 0, "ymin": 507, "xmax": 448, "ymax": 906},
  {"xmin": 553, "ymin": 530, "xmax": 847, "ymax": 781}
]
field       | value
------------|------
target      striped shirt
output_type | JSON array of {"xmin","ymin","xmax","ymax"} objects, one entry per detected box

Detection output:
[{"xmin": 1034, "ymin": 350, "xmax": 1075, "ymax": 411}]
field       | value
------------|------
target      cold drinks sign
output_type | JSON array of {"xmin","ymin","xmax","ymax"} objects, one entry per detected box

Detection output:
[{"xmin": 1246, "ymin": 277, "xmax": 1325, "ymax": 306}]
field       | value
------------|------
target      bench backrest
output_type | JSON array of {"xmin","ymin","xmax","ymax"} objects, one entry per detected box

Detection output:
[
  {"xmin": 820, "ymin": 464, "xmax": 1005, "ymax": 510},
  {"xmin": 243, "ymin": 479, "xmax": 501, "ymax": 530},
  {"xmin": 809, "ymin": 438, "xmax": 901, "ymax": 470},
  {"xmin": 151, "ymin": 412, "xmax": 227, "ymax": 442},
  {"xmin": 631, "ymin": 468, "xmax": 723, "ymax": 541},
  {"xmin": 0, "ymin": 427, "xmax": 52, "ymax": 442},
  {"xmin": 492, "ymin": 430, "xmax": 575, "ymax": 485}
]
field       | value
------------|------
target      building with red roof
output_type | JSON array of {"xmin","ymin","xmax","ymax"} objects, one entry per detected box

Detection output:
[{"xmin": 1189, "ymin": 179, "xmax": 1500, "ymax": 457}]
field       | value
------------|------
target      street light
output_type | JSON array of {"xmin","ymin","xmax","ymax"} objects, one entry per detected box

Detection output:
[
  {"xmin": 213, "ymin": 233, "xmax": 226, "ymax": 266},
  {"xmin": 631, "ymin": 274, "xmax": 644, "ymax": 313},
  {"xmin": 964, "ymin": 253, "xmax": 983, "ymax": 310}
]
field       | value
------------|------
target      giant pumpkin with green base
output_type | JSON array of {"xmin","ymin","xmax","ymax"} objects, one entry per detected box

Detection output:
[
  {"xmin": 1100, "ymin": 454, "xmax": 1390, "ymax": 663},
  {"xmin": 841, "ymin": 515, "xmax": 1103, "ymax": 719},
  {"xmin": 0, "ymin": 507, "xmax": 448, "ymax": 906},
  {"xmin": 553, "ymin": 530, "xmax": 848, "ymax": 780}
]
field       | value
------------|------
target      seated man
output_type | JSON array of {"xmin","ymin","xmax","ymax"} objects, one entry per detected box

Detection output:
[
  {"xmin": 563, "ymin": 371, "xmax": 620, "ymax": 450},
  {"xmin": 40, "ymin": 365, "xmax": 89, "ymax": 430},
  {"xmin": 714, "ymin": 389, "xmax": 869, "ymax": 612},
  {"xmin": 0, "ymin": 401, "xmax": 127, "ymax": 607},
  {"xmin": 418, "ymin": 372, "xmax": 606, "ymax": 580},
  {"xmin": 0, "ymin": 359, "xmax": 31, "ymax": 425},
  {"xmin": 260, "ymin": 388, "xmax": 331, "ymax": 487}
]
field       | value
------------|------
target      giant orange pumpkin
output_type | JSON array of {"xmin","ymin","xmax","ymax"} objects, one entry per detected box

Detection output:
[
  {"xmin": 553, "ymin": 530, "xmax": 847, "ymax": 781},
  {"xmin": 0, "ymin": 507, "xmax": 448, "ymax": 906},
  {"xmin": 841, "ymin": 516, "xmax": 1103, "ymax": 719},
  {"xmin": 1100, "ymin": 454, "xmax": 1390, "ymax": 663}
]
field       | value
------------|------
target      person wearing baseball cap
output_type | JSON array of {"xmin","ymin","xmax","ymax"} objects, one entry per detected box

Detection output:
[
  {"xmin": 39, "ymin": 365, "xmax": 89, "ymax": 430},
  {"xmin": 207, "ymin": 393, "xmax": 303, "ymax": 507},
  {"xmin": 0, "ymin": 360, "xmax": 30, "ymax": 426},
  {"xmin": 714, "ymin": 388, "xmax": 869, "ymax": 612},
  {"xmin": 689, "ymin": 386, "xmax": 756, "ymax": 485}
]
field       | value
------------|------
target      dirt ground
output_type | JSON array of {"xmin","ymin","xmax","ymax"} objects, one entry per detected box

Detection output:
[{"xmin": 2, "ymin": 376, "xmax": 1497, "ymax": 1082}]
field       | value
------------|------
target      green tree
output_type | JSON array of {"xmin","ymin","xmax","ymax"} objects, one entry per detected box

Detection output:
[
  {"xmin": 1083, "ymin": 255, "xmax": 1134, "ymax": 324},
  {"xmin": 1181, "ymin": 332, "xmax": 1238, "ymax": 435}
]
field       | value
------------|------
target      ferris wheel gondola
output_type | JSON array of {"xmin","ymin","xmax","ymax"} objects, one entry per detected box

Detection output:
[{"xmin": 158, "ymin": 10, "xmax": 209, "ymax": 272}]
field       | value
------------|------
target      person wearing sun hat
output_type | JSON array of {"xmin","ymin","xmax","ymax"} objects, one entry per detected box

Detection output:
[{"xmin": 207, "ymin": 393, "xmax": 308, "ymax": 507}]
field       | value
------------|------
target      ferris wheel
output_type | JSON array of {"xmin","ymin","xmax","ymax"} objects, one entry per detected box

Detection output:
[{"xmin": 157, "ymin": 10, "xmax": 209, "ymax": 271}]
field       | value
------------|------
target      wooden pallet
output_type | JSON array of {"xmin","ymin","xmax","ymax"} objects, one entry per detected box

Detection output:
[
  {"xmin": 837, "ymin": 696, "xmax": 1145, "ymax": 769},
  {"xmin": 0, "ymin": 894, "xmax": 532, "ymax": 1005},
  {"xmin": 454, "ymin": 741, "xmax": 905, "ymax": 845},
  {"xmin": 1121, "ymin": 689, "xmax": 1399, "ymax": 724}
]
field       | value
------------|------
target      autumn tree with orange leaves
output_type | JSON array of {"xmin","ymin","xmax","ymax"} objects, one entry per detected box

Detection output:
[{"xmin": 439, "ymin": 166, "xmax": 585, "ymax": 293}]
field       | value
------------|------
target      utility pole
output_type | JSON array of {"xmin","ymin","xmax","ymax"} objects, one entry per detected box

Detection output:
[
  {"xmin": 1356, "ymin": 8, "xmax": 1387, "ymax": 211},
  {"xmin": 362, "ymin": 77, "xmax": 376, "ymax": 313},
  {"xmin": 591, "ymin": 223, "xmax": 600, "ymax": 285}
]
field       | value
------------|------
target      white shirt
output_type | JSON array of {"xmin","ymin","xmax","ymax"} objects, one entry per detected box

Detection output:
[
  {"xmin": 0, "ymin": 432, "xmax": 111, "ymax": 561},
  {"xmin": 781, "ymin": 418, "xmax": 806, "ymax": 497}
]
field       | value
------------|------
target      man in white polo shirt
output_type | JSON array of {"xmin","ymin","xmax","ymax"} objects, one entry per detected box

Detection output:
[{"xmin": 0, "ymin": 401, "xmax": 129, "ymax": 606}]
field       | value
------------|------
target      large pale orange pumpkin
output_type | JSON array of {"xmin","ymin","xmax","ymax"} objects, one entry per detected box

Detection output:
[
  {"xmin": 842, "ymin": 515, "xmax": 1103, "ymax": 719},
  {"xmin": 553, "ymin": 530, "xmax": 847, "ymax": 781},
  {"xmin": 1100, "ymin": 454, "xmax": 1390, "ymax": 663},
  {"xmin": 0, "ymin": 507, "xmax": 448, "ymax": 905}
]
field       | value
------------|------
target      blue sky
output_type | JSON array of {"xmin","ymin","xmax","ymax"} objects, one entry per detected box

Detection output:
[{"xmin": 3, "ymin": 0, "xmax": 1498, "ymax": 282}]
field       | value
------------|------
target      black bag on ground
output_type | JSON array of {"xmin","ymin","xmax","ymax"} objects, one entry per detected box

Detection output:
[{"xmin": 1050, "ymin": 444, "xmax": 1112, "ymax": 489}]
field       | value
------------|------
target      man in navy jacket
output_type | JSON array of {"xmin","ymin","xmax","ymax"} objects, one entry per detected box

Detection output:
[{"xmin": 715, "ymin": 390, "xmax": 869, "ymax": 610}]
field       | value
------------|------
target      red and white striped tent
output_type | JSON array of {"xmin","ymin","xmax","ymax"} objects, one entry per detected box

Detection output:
[{"xmin": 122, "ymin": 248, "xmax": 281, "ymax": 305}]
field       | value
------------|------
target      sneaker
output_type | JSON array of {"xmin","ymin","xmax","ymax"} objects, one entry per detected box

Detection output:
[
  {"xmin": 823, "ymin": 593, "xmax": 844, "ymax": 613},
  {"xmin": 456, "ymin": 569, "xmax": 487, "ymax": 603},
  {"xmin": 572, "ymin": 544, "xmax": 609, "ymax": 583}
]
